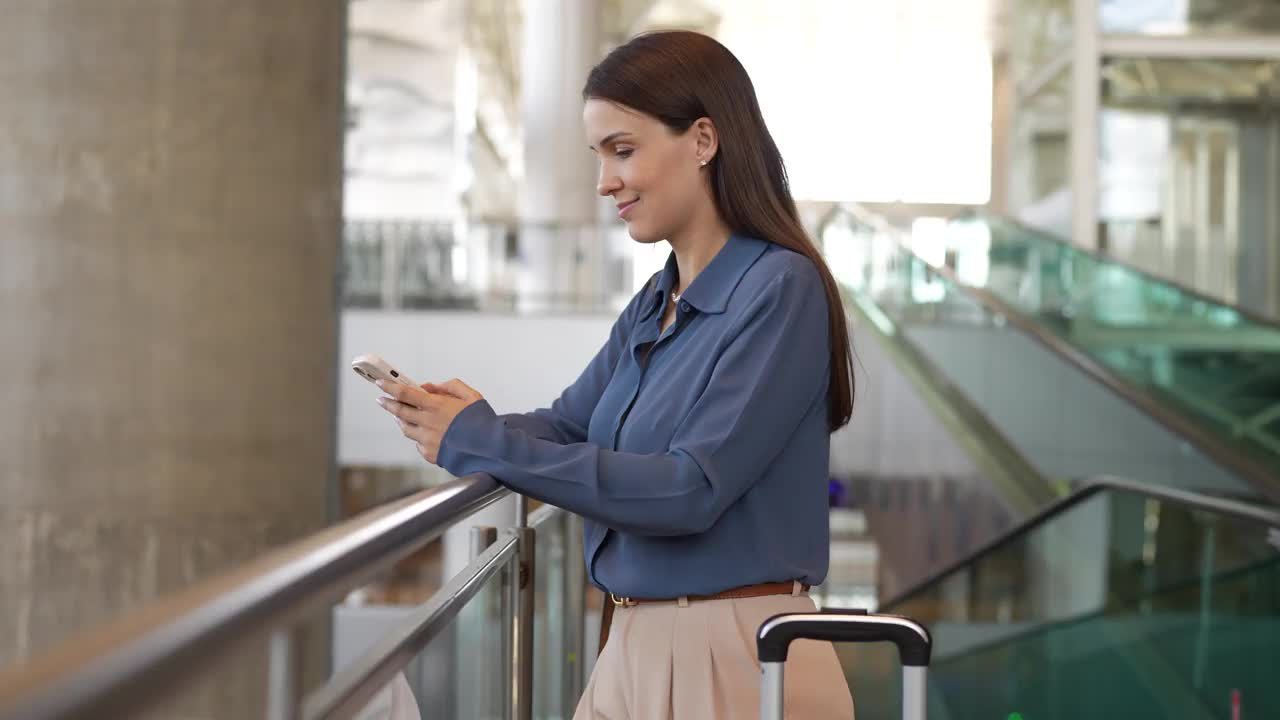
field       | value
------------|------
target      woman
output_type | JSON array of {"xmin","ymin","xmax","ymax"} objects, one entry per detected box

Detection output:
[{"xmin": 376, "ymin": 30, "xmax": 856, "ymax": 719}]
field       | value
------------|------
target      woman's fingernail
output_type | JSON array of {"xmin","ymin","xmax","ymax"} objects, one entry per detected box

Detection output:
[
  {"xmin": 375, "ymin": 380, "xmax": 385, "ymax": 389},
  {"xmin": 376, "ymin": 398, "xmax": 386, "ymax": 406}
]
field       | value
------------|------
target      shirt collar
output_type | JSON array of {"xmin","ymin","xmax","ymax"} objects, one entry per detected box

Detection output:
[{"xmin": 650, "ymin": 233, "xmax": 770, "ymax": 315}]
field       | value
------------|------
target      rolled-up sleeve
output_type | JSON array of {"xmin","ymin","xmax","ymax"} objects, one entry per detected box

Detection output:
[
  {"xmin": 495, "ymin": 283, "xmax": 650, "ymax": 444},
  {"xmin": 437, "ymin": 265, "xmax": 830, "ymax": 536}
]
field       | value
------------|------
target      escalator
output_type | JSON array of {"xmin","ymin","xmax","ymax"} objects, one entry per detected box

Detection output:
[
  {"xmin": 814, "ymin": 207, "xmax": 1280, "ymax": 717},
  {"xmin": 819, "ymin": 206, "xmax": 1280, "ymax": 504},
  {"xmin": 843, "ymin": 478, "xmax": 1280, "ymax": 719}
]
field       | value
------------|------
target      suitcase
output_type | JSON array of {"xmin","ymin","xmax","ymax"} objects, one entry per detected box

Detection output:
[{"xmin": 757, "ymin": 608, "xmax": 932, "ymax": 720}]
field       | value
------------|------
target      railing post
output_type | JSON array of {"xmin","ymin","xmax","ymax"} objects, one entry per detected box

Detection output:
[
  {"xmin": 562, "ymin": 512, "xmax": 586, "ymax": 710},
  {"xmin": 511, "ymin": 497, "xmax": 535, "ymax": 720},
  {"xmin": 463, "ymin": 525, "xmax": 499, "ymax": 719},
  {"xmin": 515, "ymin": 495, "xmax": 528, "ymax": 527},
  {"xmin": 267, "ymin": 628, "xmax": 302, "ymax": 720}
]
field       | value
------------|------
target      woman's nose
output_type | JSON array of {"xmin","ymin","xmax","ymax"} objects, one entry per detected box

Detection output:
[{"xmin": 597, "ymin": 168, "xmax": 621, "ymax": 196}]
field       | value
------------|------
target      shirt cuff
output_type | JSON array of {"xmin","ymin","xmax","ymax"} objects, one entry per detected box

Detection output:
[{"xmin": 438, "ymin": 398, "xmax": 500, "ymax": 475}]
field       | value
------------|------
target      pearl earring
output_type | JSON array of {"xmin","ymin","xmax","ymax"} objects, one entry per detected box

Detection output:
[{"xmin": 699, "ymin": 159, "xmax": 708, "ymax": 167}]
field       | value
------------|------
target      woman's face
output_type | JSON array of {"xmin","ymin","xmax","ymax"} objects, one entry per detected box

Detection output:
[{"xmin": 584, "ymin": 99, "xmax": 707, "ymax": 244}]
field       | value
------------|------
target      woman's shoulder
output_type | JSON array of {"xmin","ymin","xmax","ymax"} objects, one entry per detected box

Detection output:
[{"xmin": 739, "ymin": 240, "xmax": 822, "ymax": 295}]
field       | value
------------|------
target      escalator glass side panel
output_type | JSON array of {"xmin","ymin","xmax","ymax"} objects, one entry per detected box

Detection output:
[
  {"xmin": 969, "ymin": 215, "xmax": 1280, "ymax": 482},
  {"xmin": 854, "ymin": 485, "xmax": 1280, "ymax": 718}
]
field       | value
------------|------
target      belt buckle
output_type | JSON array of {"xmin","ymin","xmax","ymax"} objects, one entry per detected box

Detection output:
[{"xmin": 610, "ymin": 592, "xmax": 637, "ymax": 608}]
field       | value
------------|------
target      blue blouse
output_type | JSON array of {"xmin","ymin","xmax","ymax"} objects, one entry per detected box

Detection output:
[{"xmin": 437, "ymin": 233, "xmax": 833, "ymax": 599}]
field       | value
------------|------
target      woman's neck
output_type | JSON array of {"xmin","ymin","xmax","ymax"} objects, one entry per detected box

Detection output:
[{"xmin": 667, "ymin": 214, "xmax": 733, "ymax": 296}]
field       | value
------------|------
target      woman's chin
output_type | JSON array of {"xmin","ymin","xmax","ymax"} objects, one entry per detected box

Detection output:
[{"xmin": 626, "ymin": 224, "xmax": 665, "ymax": 244}]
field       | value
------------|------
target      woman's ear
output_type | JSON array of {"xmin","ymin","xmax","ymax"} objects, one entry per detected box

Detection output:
[{"xmin": 692, "ymin": 117, "xmax": 719, "ymax": 165}]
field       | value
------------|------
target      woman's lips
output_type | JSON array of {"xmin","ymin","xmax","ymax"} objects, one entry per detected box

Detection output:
[{"xmin": 617, "ymin": 198, "xmax": 638, "ymax": 219}]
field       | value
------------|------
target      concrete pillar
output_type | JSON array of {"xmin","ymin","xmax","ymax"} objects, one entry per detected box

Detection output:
[
  {"xmin": 0, "ymin": 0, "xmax": 346, "ymax": 712},
  {"xmin": 517, "ymin": 0, "xmax": 603, "ymax": 311},
  {"xmin": 1070, "ymin": 0, "xmax": 1101, "ymax": 249},
  {"xmin": 989, "ymin": 52, "xmax": 1015, "ymax": 215},
  {"xmin": 1237, "ymin": 117, "xmax": 1280, "ymax": 320}
]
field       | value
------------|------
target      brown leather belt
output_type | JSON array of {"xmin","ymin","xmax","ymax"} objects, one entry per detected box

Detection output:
[
  {"xmin": 598, "ymin": 581, "xmax": 809, "ymax": 653},
  {"xmin": 610, "ymin": 581, "xmax": 808, "ymax": 608}
]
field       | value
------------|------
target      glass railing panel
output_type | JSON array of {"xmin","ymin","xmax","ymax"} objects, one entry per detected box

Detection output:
[
  {"xmin": 451, "ymin": 559, "xmax": 510, "ymax": 720},
  {"xmin": 324, "ymin": 557, "xmax": 510, "ymax": 720},
  {"xmin": 887, "ymin": 490, "xmax": 1117, "ymax": 640},
  {"xmin": 847, "ymin": 486, "xmax": 1280, "ymax": 719},
  {"xmin": 533, "ymin": 510, "xmax": 569, "ymax": 720},
  {"xmin": 340, "ymin": 219, "xmax": 634, "ymax": 314},
  {"xmin": 927, "ymin": 557, "xmax": 1279, "ymax": 719}
]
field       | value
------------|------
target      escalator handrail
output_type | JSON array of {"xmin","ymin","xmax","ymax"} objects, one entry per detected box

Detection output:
[
  {"xmin": 833, "ymin": 204, "xmax": 1280, "ymax": 501},
  {"xmin": 977, "ymin": 210, "xmax": 1280, "ymax": 333},
  {"xmin": 879, "ymin": 474, "xmax": 1280, "ymax": 611}
]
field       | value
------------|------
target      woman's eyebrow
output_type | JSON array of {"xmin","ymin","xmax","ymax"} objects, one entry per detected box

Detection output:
[{"xmin": 588, "ymin": 131, "xmax": 632, "ymax": 151}]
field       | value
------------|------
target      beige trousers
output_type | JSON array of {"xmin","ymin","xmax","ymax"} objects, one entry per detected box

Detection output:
[{"xmin": 575, "ymin": 590, "xmax": 854, "ymax": 719}]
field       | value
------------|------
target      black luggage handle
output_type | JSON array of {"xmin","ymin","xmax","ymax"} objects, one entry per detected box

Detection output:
[{"xmin": 756, "ymin": 608, "xmax": 932, "ymax": 666}]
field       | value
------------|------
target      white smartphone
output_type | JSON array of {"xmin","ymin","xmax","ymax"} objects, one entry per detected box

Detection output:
[{"xmin": 351, "ymin": 354, "xmax": 419, "ymax": 389}]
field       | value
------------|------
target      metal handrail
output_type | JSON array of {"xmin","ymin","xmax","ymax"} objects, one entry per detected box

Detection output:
[
  {"xmin": 833, "ymin": 204, "xmax": 1280, "ymax": 501},
  {"xmin": 880, "ymin": 474, "xmax": 1280, "ymax": 611},
  {"xmin": 0, "ymin": 474, "xmax": 509, "ymax": 720},
  {"xmin": 302, "ymin": 530, "xmax": 522, "ymax": 719}
]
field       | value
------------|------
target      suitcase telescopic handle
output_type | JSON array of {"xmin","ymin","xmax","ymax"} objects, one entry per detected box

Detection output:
[
  {"xmin": 756, "ymin": 609, "xmax": 932, "ymax": 666},
  {"xmin": 757, "ymin": 610, "xmax": 932, "ymax": 720}
]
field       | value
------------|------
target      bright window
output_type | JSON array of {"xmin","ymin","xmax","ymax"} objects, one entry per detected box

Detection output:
[{"xmin": 718, "ymin": 0, "xmax": 992, "ymax": 204}]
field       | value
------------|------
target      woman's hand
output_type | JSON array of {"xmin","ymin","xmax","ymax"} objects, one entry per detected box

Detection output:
[{"xmin": 376, "ymin": 378, "xmax": 485, "ymax": 465}]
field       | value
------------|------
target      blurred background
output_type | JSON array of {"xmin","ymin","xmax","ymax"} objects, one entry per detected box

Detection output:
[{"xmin": 2, "ymin": 1, "xmax": 1278, "ymax": 719}]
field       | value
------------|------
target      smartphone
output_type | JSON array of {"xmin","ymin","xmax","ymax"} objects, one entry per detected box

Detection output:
[{"xmin": 351, "ymin": 354, "xmax": 419, "ymax": 389}]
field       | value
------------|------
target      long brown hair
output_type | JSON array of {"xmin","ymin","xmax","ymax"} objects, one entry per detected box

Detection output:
[{"xmin": 584, "ymin": 30, "xmax": 854, "ymax": 430}]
